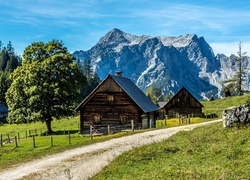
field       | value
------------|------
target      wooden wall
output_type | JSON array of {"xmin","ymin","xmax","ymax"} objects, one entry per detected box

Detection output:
[
  {"xmin": 80, "ymin": 77, "xmax": 142, "ymax": 129},
  {"xmin": 165, "ymin": 88, "xmax": 203, "ymax": 117}
]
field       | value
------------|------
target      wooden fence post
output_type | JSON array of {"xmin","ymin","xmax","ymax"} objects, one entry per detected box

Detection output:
[
  {"xmin": 90, "ymin": 125, "xmax": 93, "ymax": 140},
  {"xmin": 7, "ymin": 134, "xmax": 10, "ymax": 143},
  {"xmin": 131, "ymin": 120, "xmax": 134, "ymax": 132},
  {"xmin": 51, "ymin": 136, "xmax": 53, "ymax": 147},
  {"xmin": 68, "ymin": 131, "xmax": 71, "ymax": 145},
  {"xmin": 32, "ymin": 135, "xmax": 36, "ymax": 148},
  {"xmin": 107, "ymin": 125, "xmax": 110, "ymax": 135},
  {"xmin": 26, "ymin": 130, "xmax": 28, "ymax": 138},
  {"xmin": 18, "ymin": 132, "xmax": 20, "ymax": 141},
  {"xmin": 0, "ymin": 134, "xmax": 2, "ymax": 147},
  {"xmin": 15, "ymin": 136, "xmax": 18, "ymax": 147}
]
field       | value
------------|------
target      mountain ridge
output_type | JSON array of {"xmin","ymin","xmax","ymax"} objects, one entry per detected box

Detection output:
[{"xmin": 73, "ymin": 28, "xmax": 250, "ymax": 100}]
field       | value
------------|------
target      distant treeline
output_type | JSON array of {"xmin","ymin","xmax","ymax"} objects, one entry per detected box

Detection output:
[{"xmin": 0, "ymin": 41, "xmax": 22, "ymax": 105}]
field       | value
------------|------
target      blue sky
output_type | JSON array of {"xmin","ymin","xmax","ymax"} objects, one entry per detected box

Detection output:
[{"xmin": 1, "ymin": 0, "xmax": 250, "ymax": 56}]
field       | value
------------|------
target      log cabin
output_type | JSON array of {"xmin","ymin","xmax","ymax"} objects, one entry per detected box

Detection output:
[
  {"xmin": 159, "ymin": 87, "xmax": 204, "ymax": 118},
  {"xmin": 75, "ymin": 72, "xmax": 159, "ymax": 133}
]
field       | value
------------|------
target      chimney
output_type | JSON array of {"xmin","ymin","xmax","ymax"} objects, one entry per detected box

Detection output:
[{"xmin": 115, "ymin": 71, "xmax": 122, "ymax": 76}]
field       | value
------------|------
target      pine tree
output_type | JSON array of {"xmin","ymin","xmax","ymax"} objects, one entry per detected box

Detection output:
[{"xmin": 222, "ymin": 42, "xmax": 247, "ymax": 96}]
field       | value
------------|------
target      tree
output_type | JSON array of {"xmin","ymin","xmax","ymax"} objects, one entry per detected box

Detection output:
[
  {"xmin": 0, "ymin": 41, "xmax": 21, "ymax": 105},
  {"xmin": 146, "ymin": 84, "xmax": 163, "ymax": 104},
  {"xmin": 6, "ymin": 40, "xmax": 85, "ymax": 133},
  {"xmin": 76, "ymin": 59, "xmax": 101, "ymax": 99},
  {"xmin": 223, "ymin": 42, "xmax": 247, "ymax": 96},
  {"xmin": 0, "ymin": 71, "xmax": 11, "ymax": 104},
  {"xmin": 80, "ymin": 72, "xmax": 101, "ymax": 99}
]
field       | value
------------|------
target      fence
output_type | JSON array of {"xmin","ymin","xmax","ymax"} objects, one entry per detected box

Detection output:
[
  {"xmin": 0, "ymin": 120, "xmax": 138, "ymax": 148},
  {"xmin": 0, "ymin": 129, "xmax": 79, "ymax": 148},
  {"xmin": 89, "ymin": 120, "xmax": 138, "ymax": 139},
  {"xmin": 156, "ymin": 114, "xmax": 194, "ymax": 128}
]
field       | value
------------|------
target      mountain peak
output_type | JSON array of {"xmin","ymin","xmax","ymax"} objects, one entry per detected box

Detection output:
[
  {"xmin": 97, "ymin": 28, "xmax": 130, "ymax": 46},
  {"xmin": 73, "ymin": 29, "xmax": 240, "ymax": 100}
]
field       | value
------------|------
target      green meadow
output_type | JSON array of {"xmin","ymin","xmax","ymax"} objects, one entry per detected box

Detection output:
[{"xmin": 0, "ymin": 94, "xmax": 250, "ymax": 179}]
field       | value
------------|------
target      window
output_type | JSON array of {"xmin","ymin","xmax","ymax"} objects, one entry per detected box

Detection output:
[
  {"xmin": 107, "ymin": 95, "xmax": 114, "ymax": 103},
  {"xmin": 94, "ymin": 114, "xmax": 101, "ymax": 124},
  {"xmin": 120, "ymin": 114, "xmax": 128, "ymax": 124}
]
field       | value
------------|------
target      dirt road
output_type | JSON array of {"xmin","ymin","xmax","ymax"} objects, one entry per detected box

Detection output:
[{"xmin": 0, "ymin": 120, "xmax": 222, "ymax": 180}]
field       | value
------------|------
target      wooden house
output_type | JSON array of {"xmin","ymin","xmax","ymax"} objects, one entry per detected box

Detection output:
[
  {"xmin": 160, "ymin": 87, "xmax": 203, "ymax": 118},
  {"xmin": 0, "ymin": 104, "xmax": 8, "ymax": 123},
  {"xmin": 75, "ymin": 72, "xmax": 159, "ymax": 133}
]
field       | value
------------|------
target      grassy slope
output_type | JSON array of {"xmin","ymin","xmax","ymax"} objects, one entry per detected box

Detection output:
[
  {"xmin": 201, "ymin": 93, "xmax": 250, "ymax": 116},
  {"xmin": 92, "ymin": 95, "xmax": 250, "ymax": 179},
  {"xmin": 92, "ymin": 123, "xmax": 250, "ymax": 179}
]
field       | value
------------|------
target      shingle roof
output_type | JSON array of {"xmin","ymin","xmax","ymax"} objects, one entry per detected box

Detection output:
[
  {"xmin": 75, "ymin": 74, "xmax": 159, "ymax": 113},
  {"xmin": 110, "ymin": 75, "xmax": 159, "ymax": 113}
]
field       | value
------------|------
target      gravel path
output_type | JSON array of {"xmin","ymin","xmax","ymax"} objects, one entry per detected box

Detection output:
[{"xmin": 0, "ymin": 120, "xmax": 222, "ymax": 180}]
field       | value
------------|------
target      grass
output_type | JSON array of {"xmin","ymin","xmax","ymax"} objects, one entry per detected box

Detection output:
[
  {"xmin": 0, "ymin": 116, "xmax": 143, "ymax": 170},
  {"xmin": 92, "ymin": 122, "xmax": 250, "ymax": 179},
  {"xmin": 91, "ymin": 94, "xmax": 250, "ymax": 179},
  {"xmin": 1, "ymin": 94, "xmax": 250, "ymax": 176},
  {"xmin": 201, "ymin": 93, "xmax": 250, "ymax": 117},
  {"xmin": 0, "ymin": 116, "xmax": 79, "ymax": 136},
  {"xmin": 156, "ymin": 117, "xmax": 211, "ymax": 128}
]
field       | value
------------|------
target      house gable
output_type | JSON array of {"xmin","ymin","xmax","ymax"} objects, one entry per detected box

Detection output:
[
  {"xmin": 76, "ymin": 74, "xmax": 159, "ymax": 130},
  {"xmin": 163, "ymin": 87, "xmax": 203, "ymax": 117}
]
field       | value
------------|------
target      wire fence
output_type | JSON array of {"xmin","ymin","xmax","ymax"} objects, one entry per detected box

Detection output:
[
  {"xmin": 0, "ymin": 129, "xmax": 81, "ymax": 148},
  {"xmin": 0, "ymin": 121, "xmax": 139, "ymax": 148}
]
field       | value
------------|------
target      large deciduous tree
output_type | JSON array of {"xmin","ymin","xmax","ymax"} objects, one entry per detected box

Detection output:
[{"xmin": 6, "ymin": 40, "xmax": 85, "ymax": 133}]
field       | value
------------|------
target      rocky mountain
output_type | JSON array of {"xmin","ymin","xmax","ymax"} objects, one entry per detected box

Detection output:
[{"xmin": 73, "ymin": 28, "xmax": 250, "ymax": 100}]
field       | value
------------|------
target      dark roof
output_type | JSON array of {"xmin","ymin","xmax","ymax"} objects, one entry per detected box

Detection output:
[
  {"xmin": 0, "ymin": 104, "xmax": 8, "ymax": 112},
  {"xmin": 110, "ymin": 75, "xmax": 159, "ymax": 113},
  {"xmin": 164, "ymin": 86, "xmax": 204, "ymax": 108},
  {"xmin": 75, "ymin": 74, "xmax": 159, "ymax": 113}
]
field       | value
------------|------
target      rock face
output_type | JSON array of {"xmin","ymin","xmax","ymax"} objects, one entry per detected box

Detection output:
[
  {"xmin": 222, "ymin": 105, "xmax": 250, "ymax": 127},
  {"xmin": 73, "ymin": 28, "xmax": 250, "ymax": 100}
]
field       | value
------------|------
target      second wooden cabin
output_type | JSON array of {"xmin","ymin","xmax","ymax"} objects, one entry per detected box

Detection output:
[{"xmin": 158, "ymin": 87, "xmax": 204, "ymax": 118}]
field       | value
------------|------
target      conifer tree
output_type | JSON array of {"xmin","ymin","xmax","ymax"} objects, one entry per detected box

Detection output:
[{"xmin": 223, "ymin": 42, "xmax": 247, "ymax": 96}]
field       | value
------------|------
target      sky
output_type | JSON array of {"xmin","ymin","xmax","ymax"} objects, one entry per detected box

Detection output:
[{"xmin": 1, "ymin": 0, "xmax": 250, "ymax": 56}]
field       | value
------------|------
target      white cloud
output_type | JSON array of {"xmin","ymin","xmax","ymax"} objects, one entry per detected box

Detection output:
[{"xmin": 210, "ymin": 42, "xmax": 250, "ymax": 56}]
